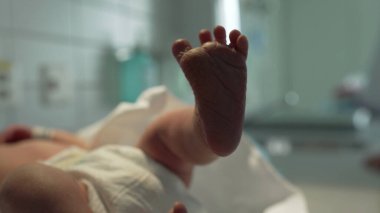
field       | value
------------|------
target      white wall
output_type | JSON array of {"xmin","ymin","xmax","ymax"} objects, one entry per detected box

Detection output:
[
  {"xmin": 283, "ymin": 0, "xmax": 380, "ymax": 109},
  {"xmin": 240, "ymin": 0, "xmax": 287, "ymax": 115},
  {"xmin": 151, "ymin": 0, "xmax": 216, "ymax": 102},
  {"xmin": 0, "ymin": 0, "xmax": 152, "ymax": 130},
  {"xmin": 238, "ymin": 0, "xmax": 380, "ymax": 111}
]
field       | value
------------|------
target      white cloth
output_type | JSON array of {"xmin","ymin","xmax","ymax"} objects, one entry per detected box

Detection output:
[
  {"xmin": 76, "ymin": 86, "xmax": 308, "ymax": 213},
  {"xmin": 44, "ymin": 145, "xmax": 205, "ymax": 213}
]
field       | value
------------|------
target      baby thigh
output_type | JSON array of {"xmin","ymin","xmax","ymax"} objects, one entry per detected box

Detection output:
[{"xmin": 0, "ymin": 140, "xmax": 68, "ymax": 182}]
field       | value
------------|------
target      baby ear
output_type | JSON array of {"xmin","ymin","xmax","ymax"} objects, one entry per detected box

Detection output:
[{"xmin": 168, "ymin": 202, "xmax": 187, "ymax": 213}]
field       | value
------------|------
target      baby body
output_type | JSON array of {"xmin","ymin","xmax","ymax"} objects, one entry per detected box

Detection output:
[{"xmin": 0, "ymin": 26, "xmax": 248, "ymax": 213}]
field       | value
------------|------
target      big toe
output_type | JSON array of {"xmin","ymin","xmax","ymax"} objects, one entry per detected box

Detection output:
[{"xmin": 172, "ymin": 39, "xmax": 192, "ymax": 63}]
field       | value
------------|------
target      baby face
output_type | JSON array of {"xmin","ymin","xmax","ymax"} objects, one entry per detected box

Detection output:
[{"xmin": 0, "ymin": 163, "xmax": 92, "ymax": 213}]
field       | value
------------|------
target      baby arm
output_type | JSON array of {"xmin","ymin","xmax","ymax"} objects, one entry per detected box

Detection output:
[
  {"xmin": 137, "ymin": 107, "xmax": 215, "ymax": 185},
  {"xmin": 1, "ymin": 125, "xmax": 89, "ymax": 149},
  {"xmin": 0, "ymin": 125, "xmax": 89, "ymax": 183},
  {"xmin": 137, "ymin": 26, "xmax": 248, "ymax": 186}
]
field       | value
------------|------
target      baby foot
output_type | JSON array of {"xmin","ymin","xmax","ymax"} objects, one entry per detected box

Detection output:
[{"xmin": 172, "ymin": 26, "xmax": 248, "ymax": 156}]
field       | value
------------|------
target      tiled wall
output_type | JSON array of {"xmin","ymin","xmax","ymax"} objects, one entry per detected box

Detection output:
[{"xmin": 0, "ymin": 0, "xmax": 152, "ymax": 130}]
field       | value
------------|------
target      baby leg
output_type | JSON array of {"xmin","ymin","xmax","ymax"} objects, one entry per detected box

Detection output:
[
  {"xmin": 0, "ymin": 163, "xmax": 91, "ymax": 212},
  {"xmin": 138, "ymin": 26, "xmax": 248, "ymax": 185}
]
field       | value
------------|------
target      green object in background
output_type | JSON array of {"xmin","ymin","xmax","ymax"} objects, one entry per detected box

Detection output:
[{"xmin": 119, "ymin": 48, "xmax": 158, "ymax": 102}]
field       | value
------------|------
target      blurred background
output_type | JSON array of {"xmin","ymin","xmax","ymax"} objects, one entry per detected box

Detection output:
[{"xmin": 1, "ymin": 0, "xmax": 380, "ymax": 212}]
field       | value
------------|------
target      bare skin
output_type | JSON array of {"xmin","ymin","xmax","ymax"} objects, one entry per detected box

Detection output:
[
  {"xmin": 0, "ymin": 163, "xmax": 92, "ymax": 213},
  {"xmin": 0, "ymin": 26, "xmax": 249, "ymax": 212}
]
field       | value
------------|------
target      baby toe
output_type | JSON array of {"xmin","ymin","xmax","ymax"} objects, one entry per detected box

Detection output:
[
  {"xmin": 199, "ymin": 29, "xmax": 212, "ymax": 45},
  {"xmin": 172, "ymin": 39, "xmax": 193, "ymax": 62},
  {"xmin": 213, "ymin": 26, "xmax": 227, "ymax": 45}
]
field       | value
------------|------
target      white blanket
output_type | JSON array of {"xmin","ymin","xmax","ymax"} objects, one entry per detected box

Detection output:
[{"xmin": 77, "ymin": 86, "xmax": 308, "ymax": 213}]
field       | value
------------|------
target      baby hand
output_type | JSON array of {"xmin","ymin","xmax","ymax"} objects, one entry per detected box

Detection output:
[{"xmin": 168, "ymin": 202, "xmax": 187, "ymax": 213}]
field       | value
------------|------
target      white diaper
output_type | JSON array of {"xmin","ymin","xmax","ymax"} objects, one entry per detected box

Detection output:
[
  {"xmin": 80, "ymin": 179, "xmax": 108, "ymax": 213},
  {"xmin": 44, "ymin": 145, "xmax": 206, "ymax": 213}
]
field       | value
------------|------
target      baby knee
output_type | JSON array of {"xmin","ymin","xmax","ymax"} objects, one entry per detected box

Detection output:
[{"xmin": 0, "ymin": 163, "xmax": 54, "ymax": 212}]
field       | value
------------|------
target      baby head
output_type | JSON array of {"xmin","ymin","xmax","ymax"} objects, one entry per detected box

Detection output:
[{"xmin": 0, "ymin": 163, "xmax": 91, "ymax": 213}]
